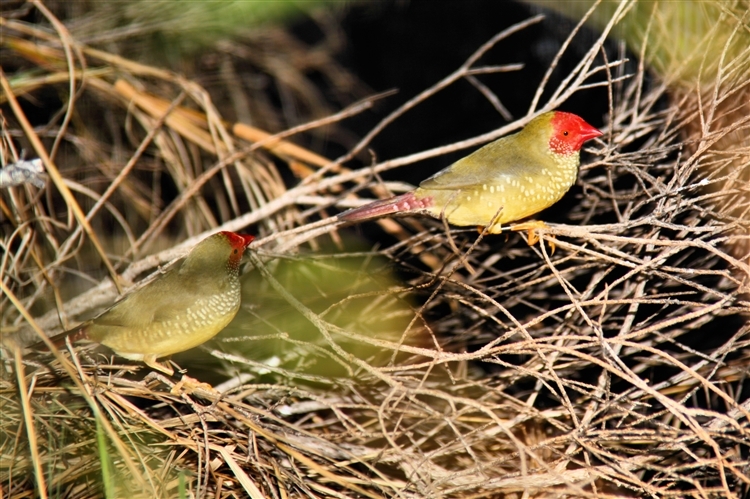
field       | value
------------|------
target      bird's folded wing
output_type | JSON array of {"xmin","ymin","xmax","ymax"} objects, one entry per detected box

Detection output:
[
  {"xmin": 91, "ymin": 276, "xmax": 203, "ymax": 329},
  {"xmin": 418, "ymin": 139, "xmax": 543, "ymax": 190},
  {"xmin": 419, "ymin": 166, "xmax": 519, "ymax": 191}
]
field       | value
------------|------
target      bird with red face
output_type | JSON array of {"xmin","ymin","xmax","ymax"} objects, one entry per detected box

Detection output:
[
  {"xmin": 42, "ymin": 231, "xmax": 254, "ymax": 375},
  {"xmin": 339, "ymin": 111, "xmax": 601, "ymax": 240}
]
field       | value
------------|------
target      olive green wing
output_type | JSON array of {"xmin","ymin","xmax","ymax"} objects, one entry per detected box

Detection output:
[
  {"xmin": 88, "ymin": 266, "xmax": 204, "ymax": 335},
  {"xmin": 419, "ymin": 136, "xmax": 544, "ymax": 191}
]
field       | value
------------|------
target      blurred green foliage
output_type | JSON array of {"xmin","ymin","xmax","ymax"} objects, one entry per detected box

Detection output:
[{"xmin": 526, "ymin": 0, "xmax": 750, "ymax": 86}]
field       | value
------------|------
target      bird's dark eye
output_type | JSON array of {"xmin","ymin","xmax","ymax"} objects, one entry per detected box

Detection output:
[
  {"xmin": 563, "ymin": 131, "xmax": 569, "ymax": 136},
  {"xmin": 233, "ymin": 249, "xmax": 239, "ymax": 254}
]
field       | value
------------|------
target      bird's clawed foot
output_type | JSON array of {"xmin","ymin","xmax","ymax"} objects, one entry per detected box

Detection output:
[
  {"xmin": 477, "ymin": 223, "xmax": 504, "ymax": 237},
  {"xmin": 144, "ymin": 355, "xmax": 175, "ymax": 376},
  {"xmin": 510, "ymin": 220, "xmax": 556, "ymax": 254},
  {"xmin": 171, "ymin": 375, "xmax": 217, "ymax": 396}
]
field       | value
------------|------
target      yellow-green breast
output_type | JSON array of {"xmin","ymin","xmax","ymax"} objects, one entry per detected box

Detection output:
[
  {"xmin": 93, "ymin": 281, "xmax": 241, "ymax": 360},
  {"xmin": 418, "ymin": 151, "xmax": 579, "ymax": 226}
]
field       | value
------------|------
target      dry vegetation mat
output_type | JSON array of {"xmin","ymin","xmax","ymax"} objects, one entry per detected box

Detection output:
[{"xmin": 2, "ymin": 2, "xmax": 750, "ymax": 498}]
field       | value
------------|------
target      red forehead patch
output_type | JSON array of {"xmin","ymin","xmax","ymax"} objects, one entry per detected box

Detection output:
[
  {"xmin": 548, "ymin": 112, "xmax": 602, "ymax": 155},
  {"xmin": 220, "ymin": 231, "xmax": 255, "ymax": 248}
]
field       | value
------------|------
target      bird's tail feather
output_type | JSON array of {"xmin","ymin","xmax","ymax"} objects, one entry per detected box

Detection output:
[
  {"xmin": 28, "ymin": 323, "xmax": 90, "ymax": 352},
  {"xmin": 338, "ymin": 192, "xmax": 430, "ymax": 222}
]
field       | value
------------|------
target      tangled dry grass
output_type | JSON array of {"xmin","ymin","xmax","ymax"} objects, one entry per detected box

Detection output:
[{"xmin": 2, "ymin": 2, "xmax": 750, "ymax": 498}]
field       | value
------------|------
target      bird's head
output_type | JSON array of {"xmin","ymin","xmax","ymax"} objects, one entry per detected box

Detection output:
[
  {"xmin": 220, "ymin": 231, "xmax": 255, "ymax": 268},
  {"xmin": 181, "ymin": 231, "xmax": 255, "ymax": 277},
  {"xmin": 524, "ymin": 111, "xmax": 602, "ymax": 157}
]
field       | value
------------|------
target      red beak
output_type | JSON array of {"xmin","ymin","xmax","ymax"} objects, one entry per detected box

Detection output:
[
  {"xmin": 579, "ymin": 122, "xmax": 603, "ymax": 142},
  {"xmin": 239, "ymin": 234, "xmax": 255, "ymax": 247}
]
